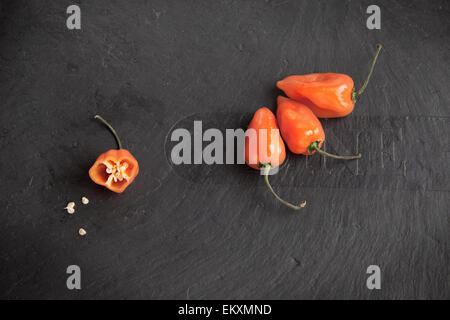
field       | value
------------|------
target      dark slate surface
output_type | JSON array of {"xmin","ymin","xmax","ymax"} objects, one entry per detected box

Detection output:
[{"xmin": 0, "ymin": 0, "xmax": 449, "ymax": 299}]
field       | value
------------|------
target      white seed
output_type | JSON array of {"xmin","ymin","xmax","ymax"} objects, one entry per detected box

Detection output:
[
  {"xmin": 64, "ymin": 202, "xmax": 75, "ymax": 214},
  {"xmin": 78, "ymin": 228, "xmax": 87, "ymax": 236},
  {"xmin": 81, "ymin": 197, "xmax": 89, "ymax": 205},
  {"xmin": 65, "ymin": 202, "xmax": 75, "ymax": 209}
]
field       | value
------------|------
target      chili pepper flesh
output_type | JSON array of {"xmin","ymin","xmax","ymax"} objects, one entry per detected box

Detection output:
[
  {"xmin": 89, "ymin": 115, "xmax": 139, "ymax": 193},
  {"xmin": 245, "ymin": 107, "xmax": 306, "ymax": 210},
  {"xmin": 277, "ymin": 44, "xmax": 383, "ymax": 118},
  {"xmin": 277, "ymin": 96, "xmax": 361, "ymax": 160}
]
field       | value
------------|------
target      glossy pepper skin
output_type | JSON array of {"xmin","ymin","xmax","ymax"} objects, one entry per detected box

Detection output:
[
  {"xmin": 245, "ymin": 107, "xmax": 305, "ymax": 210},
  {"xmin": 276, "ymin": 96, "xmax": 325, "ymax": 155},
  {"xmin": 89, "ymin": 115, "xmax": 139, "ymax": 193},
  {"xmin": 277, "ymin": 73, "xmax": 354, "ymax": 118},
  {"xmin": 89, "ymin": 149, "xmax": 139, "ymax": 193},
  {"xmin": 245, "ymin": 107, "xmax": 286, "ymax": 169},
  {"xmin": 277, "ymin": 44, "xmax": 383, "ymax": 118}
]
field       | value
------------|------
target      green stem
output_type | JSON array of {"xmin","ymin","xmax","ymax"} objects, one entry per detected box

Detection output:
[
  {"xmin": 352, "ymin": 43, "xmax": 383, "ymax": 102},
  {"xmin": 260, "ymin": 164, "xmax": 306, "ymax": 210},
  {"xmin": 94, "ymin": 115, "xmax": 122, "ymax": 149},
  {"xmin": 308, "ymin": 141, "xmax": 361, "ymax": 160}
]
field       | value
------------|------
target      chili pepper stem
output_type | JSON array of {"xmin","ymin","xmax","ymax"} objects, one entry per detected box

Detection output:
[
  {"xmin": 94, "ymin": 115, "xmax": 123, "ymax": 149},
  {"xmin": 260, "ymin": 164, "xmax": 306, "ymax": 210},
  {"xmin": 308, "ymin": 141, "xmax": 361, "ymax": 160},
  {"xmin": 352, "ymin": 43, "xmax": 383, "ymax": 102}
]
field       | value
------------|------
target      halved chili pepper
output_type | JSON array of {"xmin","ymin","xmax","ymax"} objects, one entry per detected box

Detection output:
[
  {"xmin": 89, "ymin": 115, "xmax": 139, "ymax": 193},
  {"xmin": 277, "ymin": 44, "xmax": 382, "ymax": 118},
  {"xmin": 245, "ymin": 107, "xmax": 306, "ymax": 210},
  {"xmin": 277, "ymin": 96, "xmax": 361, "ymax": 159}
]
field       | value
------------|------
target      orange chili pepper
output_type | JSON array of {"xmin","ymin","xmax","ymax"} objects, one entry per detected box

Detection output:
[
  {"xmin": 245, "ymin": 107, "xmax": 306, "ymax": 210},
  {"xmin": 277, "ymin": 96, "xmax": 361, "ymax": 159},
  {"xmin": 277, "ymin": 44, "xmax": 382, "ymax": 118},
  {"xmin": 89, "ymin": 115, "xmax": 139, "ymax": 193}
]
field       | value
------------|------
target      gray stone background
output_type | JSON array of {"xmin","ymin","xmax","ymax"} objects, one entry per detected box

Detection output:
[{"xmin": 0, "ymin": 0, "xmax": 449, "ymax": 299}]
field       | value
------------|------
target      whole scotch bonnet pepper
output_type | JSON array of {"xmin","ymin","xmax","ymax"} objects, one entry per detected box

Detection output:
[
  {"xmin": 245, "ymin": 107, "xmax": 286, "ymax": 170},
  {"xmin": 277, "ymin": 44, "xmax": 382, "ymax": 118},
  {"xmin": 245, "ymin": 107, "xmax": 306, "ymax": 210},
  {"xmin": 89, "ymin": 115, "xmax": 139, "ymax": 193},
  {"xmin": 277, "ymin": 96, "xmax": 361, "ymax": 159}
]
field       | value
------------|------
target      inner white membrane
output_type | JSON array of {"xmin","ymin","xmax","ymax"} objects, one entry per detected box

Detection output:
[{"xmin": 103, "ymin": 160, "xmax": 130, "ymax": 187}]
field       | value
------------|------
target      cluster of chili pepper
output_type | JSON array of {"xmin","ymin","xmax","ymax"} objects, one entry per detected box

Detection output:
[{"xmin": 245, "ymin": 44, "xmax": 382, "ymax": 210}]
